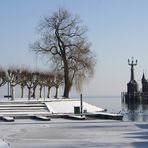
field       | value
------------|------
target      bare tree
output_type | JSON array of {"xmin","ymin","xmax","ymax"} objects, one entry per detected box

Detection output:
[
  {"xmin": 22, "ymin": 70, "xmax": 36, "ymax": 100},
  {"xmin": 7, "ymin": 68, "xmax": 20, "ymax": 100},
  {"xmin": 31, "ymin": 7, "xmax": 96, "ymax": 98},
  {"xmin": 0, "ymin": 67, "xmax": 6, "ymax": 87},
  {"xmin": 45, "ymin": 73, "xmax": 55, "ymax": 98},
  {"xmin": 31, "ymin": 71, "xmax": 39, "ymax": 99},
  {"xmin": 19, "ymin": 69, "xmax": 28, "ymax": 98},
  {"xmin": 38, "ymin": 72, "xmax": 47, "ymax": 98},
  {"xmin": 54, "ymin": 73, "xmax": 63, "ymax": 98}
]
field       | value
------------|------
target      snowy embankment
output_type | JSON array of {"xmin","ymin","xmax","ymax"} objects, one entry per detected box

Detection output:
[
  {"xmin": 0, "ymin": 139, "xmax": 10, "ymax": 148},
  {"xmin": 45, "ymin": 99, "xmax": 105, "ymax": 114},
  {"xmin": 0, "ymin": 98, "xmax": 123, "ymax": 120},
  {"xmin": 0, "ymin": 98, "xmax": 105, "ymax": 114}
]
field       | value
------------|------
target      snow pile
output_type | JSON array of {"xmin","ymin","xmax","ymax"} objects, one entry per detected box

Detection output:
[
  {"xmin": 45, "ymin": 99, "xmax": 104, "ymax": 114},
  {"xmin": 0, "ymin": 139, "xmax": 10, "ymax": 148}
]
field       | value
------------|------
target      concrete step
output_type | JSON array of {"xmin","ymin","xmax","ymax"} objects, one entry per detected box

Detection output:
[
  {"xmin": 0, "ymin": 107, "xmax": 47, "ymax": 110},
  {"xmin": 0, "ymin": 101, "xmax": 49, "ymax": 105},
  {"xmin": 0, "ymin": 112, "xmax": 51, "ymax": 116},
  {"xmin": 0, "ymin": 102, "xmax": 50, "ymax": 119},
  {"xmin": 0, "ymin": 104, "xmax": 45, "ymax": 107},
  {"xmin": 0, "ymin": 110, "xmax": 48, "ymax": 112}
]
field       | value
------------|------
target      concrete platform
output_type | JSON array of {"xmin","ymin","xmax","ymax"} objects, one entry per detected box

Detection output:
[{"xmin": 0, "ymin": 99, "xmax": 122, "ymax": 121}]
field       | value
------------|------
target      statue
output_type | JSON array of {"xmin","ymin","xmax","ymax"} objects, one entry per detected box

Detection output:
[{"xmin": 128, "ymin": 57, "xmax": 137, "ymax": 82}]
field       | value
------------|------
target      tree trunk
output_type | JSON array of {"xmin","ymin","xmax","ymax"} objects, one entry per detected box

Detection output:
[
  {"xmin": 21, "ymin": 86, "xmax": 24, "ymax": 98},
  {"xmin": 11, "ymin": 85, "xmax": 15, "ymax": 100},
  {"xmin": 28, "ymin": 88, "xmax": 31, "ymax": 100},
  {"xmin": 63, "ymin": 63, "xmax": 71, "ymax": 98},
  {"xmin": 32, "ymin": 86, "xmax": 37, "ymax": 99},
  {"xmin": 47, "ymin": 87, "xmax": 51, "ymax": 98},
  {"xmin": 54, "ymin": 86, "xmax": 59, "ymax": 98},
  {"xmin": 39, "ymin": 86, "xmax": 43, "ymax": 98},
  {"xmin": 63, "ymin": 83, "xmax": 71, "ymax": 98}
]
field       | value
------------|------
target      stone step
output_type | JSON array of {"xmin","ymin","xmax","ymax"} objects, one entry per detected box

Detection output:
[
  {"xmin": 0, "ymin": 109, "xmax": 48, "ymax": 112},
  {"xmin": 0, "ymin": 104, "xmax": 45, "ymax": 107},
  {"xmin": 0, "ymin": 107, "xmax": 46, "ymax": 110}
]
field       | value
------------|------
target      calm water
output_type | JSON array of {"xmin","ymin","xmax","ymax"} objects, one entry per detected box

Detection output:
[{"xmin": 83, "ymin": 96, "xmax": 148, "ymax": 122}]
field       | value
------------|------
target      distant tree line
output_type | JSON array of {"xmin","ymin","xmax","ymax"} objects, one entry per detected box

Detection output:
[{"xmin": 0, "ymin": 67, "xmax": 63, "ymax": 100}]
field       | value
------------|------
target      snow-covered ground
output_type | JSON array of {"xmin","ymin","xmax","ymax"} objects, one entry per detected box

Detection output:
[
  {"xmin": 0, "ymin": 98, "xmax": 105, "ymax": 117},
  {"xmin": 0, "ymin": 98, "xmax": 147, "ymax": 147},
  {"xmin": 0, "ymin": 119, "xmax": 148, "ymax": 148},
  {"xmin": 0, "ymin": 139, "xmax": 10, "ymax": 148},
  {"xmin": 45, "ymin": 99, "xmax": 104, "ymax": 113}
]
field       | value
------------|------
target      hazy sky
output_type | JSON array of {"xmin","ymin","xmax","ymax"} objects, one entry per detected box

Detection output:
[{"xmin": 0, "ymin": 0, "xmax": 148, "ymax": 97}]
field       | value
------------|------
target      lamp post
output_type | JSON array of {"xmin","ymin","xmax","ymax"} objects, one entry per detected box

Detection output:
[
  {"xmin": 44, "ymin": 86, "xmax": 45, "ymax": 101},
  {"xmin": 8, "ymin": 82, "xmax": 10, "ymax": 100},
  {"xmin": 80, "ymin": 93, "xmax": 83, "ymax": 116}
]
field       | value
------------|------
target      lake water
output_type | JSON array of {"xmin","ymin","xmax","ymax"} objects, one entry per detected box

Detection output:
[{"xmin": 82, "ymin": 96, "xmax": 148, "ymax": 122}]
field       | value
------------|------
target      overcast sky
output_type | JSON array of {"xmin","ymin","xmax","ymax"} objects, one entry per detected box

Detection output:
[{"xmin": 0, "ymin": 0, "xmax": 148, "ymax": 97}]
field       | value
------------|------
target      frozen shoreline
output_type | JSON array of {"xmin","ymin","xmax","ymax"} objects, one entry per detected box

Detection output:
[{"xmin": 0, "ymin": 119, "xmax": 148, "ymax": 148}]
